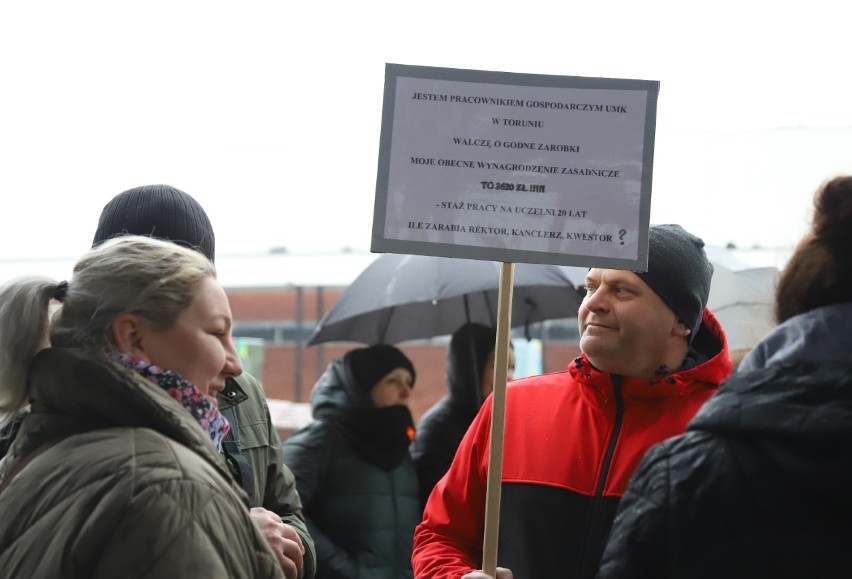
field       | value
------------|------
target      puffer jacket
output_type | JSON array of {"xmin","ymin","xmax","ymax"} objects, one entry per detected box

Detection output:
[
  {"xmin": 0, "ymin": 348, "xmax": 283, "ymax": 579},
  {"xmin": 414, "ymin": 309, "xmax": 731, "ymax": 579},
  {"xmin": 598, "ymin": 302, "xmax": 852, "ymax": 579},
  {"xmin": 283, "ymin": 356, "xmax": 420, "ymax": 579},
  {"xmin": 410, "ymin": 323, "xmax": 495, "ymax": 508},
  {"xmin": 0, "ymin": 367, "xmax": 315, "ymax": 577}
]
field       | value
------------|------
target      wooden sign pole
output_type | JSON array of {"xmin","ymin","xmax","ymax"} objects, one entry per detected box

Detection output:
[{"xmin": 481, "ymin": 261, "xmax": 515, "ymax": 576}]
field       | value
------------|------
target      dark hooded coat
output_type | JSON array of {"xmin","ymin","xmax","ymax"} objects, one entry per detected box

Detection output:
[
  {"xmin": 410, "ymin": 323, "xmax": 495, "ymax": 508},
  {"xmin": 598, "ymin": 302, "xmax": 852, "ymax": 579},
  {"xmin": 282, "ymin": 353, "xmax": 419, "ymax": 579}
]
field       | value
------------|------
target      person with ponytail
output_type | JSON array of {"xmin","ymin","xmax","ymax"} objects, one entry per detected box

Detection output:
[
  {"xmin": 0, "ymin": 236, "xmax": 285, "ymax": 578},
  {"xmin": 598, "ymin": 175, "xmax": 852, "ymax": 579}
]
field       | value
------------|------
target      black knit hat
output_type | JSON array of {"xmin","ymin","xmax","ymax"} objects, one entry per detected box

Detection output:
[
  {"xmin": 92, "ymin": 184, "xmax": 216, "ymax": 263},
  {"xmin": 635, "ymin": 224, "xmax": 714, "ymax": 342},
  {"xmin": 348, "ymin": 345, "xmax": 416, "ymax": 391}
]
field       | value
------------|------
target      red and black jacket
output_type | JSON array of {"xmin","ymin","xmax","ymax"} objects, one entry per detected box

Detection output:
[{"xmin": 413, "ymin": 310, "xmax": 732, "ymax": 579}]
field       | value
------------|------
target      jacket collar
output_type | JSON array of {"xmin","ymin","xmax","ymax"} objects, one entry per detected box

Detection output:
[
  {"xmin": 569, "ymin": 308, "xmax": 732, "ymax": 401},
  {"xmin": 2, "ymin": 348, "xmax": 232, "ymax": 484},
  {"xmin": 738, "ymin": 302, "xmax": 852, "ymax": 371},
  {"xmin": 217, "ymin": 377, "xmax": 249, "ymax": 410}
]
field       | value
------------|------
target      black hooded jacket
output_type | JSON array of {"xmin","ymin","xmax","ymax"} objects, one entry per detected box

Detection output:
[
  {"xmin": 598, "ymin": 303, "xmax": 852, "ymax": 579},
  {"xmin": 410, "ymin": 323, "xmax": 496, "ymax": 508},
  {"xmin": 283, "ymin": 353, "xmax": 419, "ymax": 579}
]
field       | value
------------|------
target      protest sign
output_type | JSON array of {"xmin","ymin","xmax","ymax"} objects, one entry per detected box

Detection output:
[{"xmin": 373, "ymin": 63, "xmax": 659, "ymax": 269}]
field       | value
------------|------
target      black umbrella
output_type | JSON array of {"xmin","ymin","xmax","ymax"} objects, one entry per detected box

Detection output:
[{"xmin": 307, "ymin": 253, "xmax": 587, "ymax": 345}]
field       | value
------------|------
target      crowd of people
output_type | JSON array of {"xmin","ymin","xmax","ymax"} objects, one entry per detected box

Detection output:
[{"xmin": 0, "ymin": 175, "xmax": 849, "ymax": 578}]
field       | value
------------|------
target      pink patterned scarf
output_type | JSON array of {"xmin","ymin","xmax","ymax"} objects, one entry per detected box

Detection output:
[{"xmin": 111, "ymin": 352, "xmax": 231, "ymax": 450}]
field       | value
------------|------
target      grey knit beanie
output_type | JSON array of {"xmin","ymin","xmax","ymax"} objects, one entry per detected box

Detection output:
[
  {"xmin": 92, "ymin": 184, "xmax": 216, "ymax": 263},
  {"xmin": 635, "ymin": 224, "xmax": 713, "ymax": 342}
]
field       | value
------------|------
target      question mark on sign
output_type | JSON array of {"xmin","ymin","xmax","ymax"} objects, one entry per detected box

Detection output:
[{"xmin": 618, "ymin": 229, "xmax": 626, "ymax": 245}]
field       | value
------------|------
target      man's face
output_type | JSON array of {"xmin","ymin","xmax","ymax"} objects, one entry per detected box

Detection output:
[{"xmin": 578, "ymin": 268, "xmax": 687, "ymax": 380}]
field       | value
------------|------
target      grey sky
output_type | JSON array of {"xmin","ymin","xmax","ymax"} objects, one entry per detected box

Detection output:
[{"xmin": 1, "ymin": 1, "xmax": 849, "ymax": 263}]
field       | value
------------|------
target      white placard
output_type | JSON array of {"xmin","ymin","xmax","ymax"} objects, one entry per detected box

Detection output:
[{"xmin": 372, "ymin": 64, "xmax": 659, "ymax": 269}]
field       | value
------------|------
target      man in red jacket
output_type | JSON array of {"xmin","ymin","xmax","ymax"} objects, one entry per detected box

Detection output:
[{"xmin": 412, "ymin": 224, "xmax": 732, "ymax": 579}]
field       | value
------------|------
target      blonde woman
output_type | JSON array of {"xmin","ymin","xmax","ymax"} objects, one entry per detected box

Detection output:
[{"xmin": 0, "ymin": 236, "xmax": 283, "ymax": 578}]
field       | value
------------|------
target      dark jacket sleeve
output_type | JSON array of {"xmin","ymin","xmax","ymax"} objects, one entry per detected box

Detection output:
[
  {"xmin": 283, "ymin": 423, "xmax": 359, "ymax": 578},
  {"xmin": 263, "ymin": 420, "xmax": 317, "ymax": 579},
  {"xmin": 411, "ymin": 401, "xmax": 468, "ymax": 510},
  {"xmin": 234, "ymin": 373, "xmax": 316, "ymax": 579},
  {"xmin": 412, "ymin": 446, "xmax": 452, "ymax": 509},
  {"xmin": 596, "ymin": 442, "xmax": 671, "ymax": 579}
]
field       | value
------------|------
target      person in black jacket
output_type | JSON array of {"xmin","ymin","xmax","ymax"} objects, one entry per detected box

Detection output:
[
  {"xmin": 410, "ymin": 323, "xmax": 514, "ymax": 509},
  {"xmin": 598, "ymin": 175, "xmax": 852, "ymax": 579},
  {"xmin": 283, "ymin": 344, "xmax": 420, "ymax": 579}
]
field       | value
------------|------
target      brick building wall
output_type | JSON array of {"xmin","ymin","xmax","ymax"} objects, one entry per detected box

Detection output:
[{"xmin": 226, "ymin": 286, "xmax": 580, "ymax": 424}]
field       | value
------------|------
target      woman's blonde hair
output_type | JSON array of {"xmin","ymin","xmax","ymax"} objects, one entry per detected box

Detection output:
[{"xmin": 0, "ymin": 235, "xmax": 215, "ymax": 421}]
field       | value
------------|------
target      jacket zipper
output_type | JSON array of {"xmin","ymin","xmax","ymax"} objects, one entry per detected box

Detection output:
[{"xmin": 575, "ymin": 374, "xmax": 624, "ymax": 578}]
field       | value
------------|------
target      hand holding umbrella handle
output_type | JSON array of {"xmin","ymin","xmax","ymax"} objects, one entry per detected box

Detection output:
[{"xmin": 482, "ymin": 262, "xmax": 515, "ymax": 576}]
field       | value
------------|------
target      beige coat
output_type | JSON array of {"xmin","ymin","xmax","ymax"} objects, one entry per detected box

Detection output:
[{"xmin": 0, "ymin": 348, "xmax": 284, "ymax": 579}]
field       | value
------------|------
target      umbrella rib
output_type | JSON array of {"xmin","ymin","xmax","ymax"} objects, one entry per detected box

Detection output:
[
  {"xmin": 483, "ymin": 290, "xmax": 495, "ymax": 326},
  {"xmin": 378, "ymin": 306, "xmax": 395, "ymax": 344}
]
